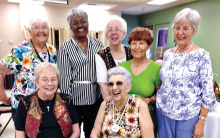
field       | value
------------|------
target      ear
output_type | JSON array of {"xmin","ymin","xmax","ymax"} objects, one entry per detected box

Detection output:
[
  {"xmin": 126, "ymin": 83, "xmax": 131, "ymax": 93},
  {"xmin": 35, "ymin": 79, "xmax": 39, "ymax": 89}
]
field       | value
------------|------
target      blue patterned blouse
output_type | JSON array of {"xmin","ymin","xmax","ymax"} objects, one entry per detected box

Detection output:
[{"xmin": 156, "ymin": 48, "xmax": 216, "ymax": 120}]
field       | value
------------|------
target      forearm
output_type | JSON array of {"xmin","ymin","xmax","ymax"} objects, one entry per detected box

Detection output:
[
  {"xmin": 70, "ymin": 124, "xmax": 80, "ymax": 138},
  {"xmin": 0, "ymin": 73, "xmax": 10, "ymax": 104},
  {"xmin": 98, "ymin": 82, "xmax": 110, "ymax": 100},
  {"xmin": 16, "ymin": 131, "xmax": 26, "ymax": 138}
]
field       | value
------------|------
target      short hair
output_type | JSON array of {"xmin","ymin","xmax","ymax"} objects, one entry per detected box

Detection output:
[
  {"xmin": 67, "ymin": 8, "xmax": 88, "ymax": 27},
  {"xmin": 172, "ymin": 8, "xmax": 201, "ymax": 32},
  {"xmin": 107, "ymin": 67, "xmax": 131, "ymax": 84},
  {"xmin": 128, "ymin": 27, "xmax": 154, "ymax": 45},
  {"xmin": 27, "ymin": 17, "xmax": 50, "ymax": 31},
  {"xmin": 34, "ymin": 62, "xmax": 60, "ymax": 82},
  {"xmin": 103, "ymin": 15, "xmax": 127, "ymax": 36}
]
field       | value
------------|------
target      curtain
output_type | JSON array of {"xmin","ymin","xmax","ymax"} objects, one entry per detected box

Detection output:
[
  {"xmin": 98, "ymin": 31, "xmax": 108, "ymax": 46},
  {"xmin": 23, "ymin": 26, "xmax": 31, "ymax": 41},
  {"xmin": 59, "ymin": 28, "xmax": 72, "ymax": 46}
]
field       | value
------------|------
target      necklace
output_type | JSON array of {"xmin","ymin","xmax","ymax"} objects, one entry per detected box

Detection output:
[
  {"xmin": 30, "ymin": 39, "xmax": 50, "ymax": 62},
  {"xmin": 43, "ymin": 100, "xmax": 52, "ymax": 112},
  {"xmin": 112, "ymin": 98, "xmax": 129, "ymax": 133},
  {"xmin": 172, "ymin": 42, "xmax": 193, "ymax": 77}
]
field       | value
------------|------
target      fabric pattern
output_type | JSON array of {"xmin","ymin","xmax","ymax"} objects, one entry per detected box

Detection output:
[
  {"xmin": 57, "ymin": 37, "xmax": 104, "ymax": 105},
  {"xmin": 156, "ymin": 48, "xmax": 216, "ymax": 120},
  {"xmin": 101, "ymin": 96, "xmax": 141, "ymax": 138},
  {"xmin": 0, "ymin": 40, "xmax": 57, "ymax": 109}
]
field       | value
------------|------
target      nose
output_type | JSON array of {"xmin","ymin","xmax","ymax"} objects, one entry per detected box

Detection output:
[
  {"xmin": 112, "ymin": 83, "xmax": 118, "ymax": 90},
  {"xmin": 178, "ymin": 29, "xmax": 184, "ymax": 34}
]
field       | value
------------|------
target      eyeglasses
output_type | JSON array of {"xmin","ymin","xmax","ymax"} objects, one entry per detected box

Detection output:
[
  {"xmin": 71, "ymin": 20, "xmax": 88, "ymax": 26},
  {"xmin": 107, "ymin": 28, "xmax": 121, "ymax": 34},
  {"xmin": 107, "ymin": 81, "xmax": 123, "ymax": 87},
  {"xmin": 174, "ymin": 26, "xmax": 192, "ymax": 33},
  {"xmin": 32, "ymin": 26, "xmax": 49, "ymax": 31},
  {"xmin": 41, "ymin": 78, "xmax": 57, "ymax": 84}
]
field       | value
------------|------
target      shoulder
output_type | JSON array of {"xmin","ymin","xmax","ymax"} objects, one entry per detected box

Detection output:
[
  {"xmin": 46, "ymin": 44, "xmax": 57, "ymax": 54},
  {"xmin": 119, "ymin": 59, "xmax": 131, "ymax": 67},
  {"xmin": 97, "ymin": 46, "xmax": 108, "ymax": 54},
  {"xmin": 60, "ymin": 39, "xmax": 74, "ymax": 49},
  {"xmin": 150, "ymin": 61, "xmax": 162, "ymax": 69}
]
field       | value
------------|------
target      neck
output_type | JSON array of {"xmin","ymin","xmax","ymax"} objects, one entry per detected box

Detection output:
[
  {"xmin": 109, "ymin": 44, "xmax": 123, "ymax": 53},
  {"xmin": 115, "ymin": 95, "xmax": 129, "ymax": 111},
  {"xmin": 132, "ymin": 57, "xmax": 149, "ymax": 66},
  {"xmin": 38, "ymin": 91, "xmax": 54, "ymax": 101},
  {"xmin": 177, "ymin": 42, "xmax": 193, "ymax": 53},
  {"xmin": 30, "ymin": 39, "xmax": 45, "ymax": 49},
  {"xmin": 75, "ymin": 36, "xmax": 87, "ymax": 43}
]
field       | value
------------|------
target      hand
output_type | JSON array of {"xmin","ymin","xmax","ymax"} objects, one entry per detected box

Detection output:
[
  {"xmin": 142, "ymin": 98, "xmax": 151, "ymax": 104},
  {"xmin": 3, "ymin": 97, "xmax": 11, "ymax": 105},
  {"xmin": 149, "ymin": 95, "xmax": 156, "ymax": 104},
  {"xmin": 193, "ymin": 119, "xmax": 205, "ymax": 138},
  {"xmin": 104, "ymin": 96, "xmax": 112, "ymax": 102}
]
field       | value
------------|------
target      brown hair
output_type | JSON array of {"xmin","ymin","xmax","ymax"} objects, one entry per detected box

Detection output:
[{"xmin": 128, "ymin": 27, "xmax": 154, "ymax": 45}]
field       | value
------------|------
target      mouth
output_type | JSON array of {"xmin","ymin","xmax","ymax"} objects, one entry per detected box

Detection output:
[
  {"xmin": 45, "ymin": 87, "xmax": 55, "ymax": 91},
  {"xmin": 111, "ymin": 37, "xmax": 118, "ymax": 41},
  {"xmin": 78, "ymin": 28, "xmax": 85, "ymax": 32},
  {"xmin": 113, "ymin": 91, "xmax": 120, "ymax": 97}
]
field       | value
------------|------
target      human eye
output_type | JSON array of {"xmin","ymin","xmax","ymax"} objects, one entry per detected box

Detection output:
[
  {"xmin": 42, "ymin": 78, "xmax": 48, "ymax": 83},
  {"xmin": 72, "ymin": 22, "xmax": 78, "ymax": 26},
  {"xmin": 115, "ymin": 28, "xmax": 120, "ymax": 32},
  {"xmin": 33, "ymin": 26, "xmax": 39, "ymax": 30},
  {"xmin": 51, "ymin": 78, "xmax": 57, "ymax": 83},
  {"xmin": 108, "ymin": 29, "xmax": 113, "ymax": 33},
  {"xmin": 42, "ymin": 26, "xmax": 48, "ymax": 30},
  {"xmin": 174, "ymin": 26, "xmax": 180, "ymax": 31}
]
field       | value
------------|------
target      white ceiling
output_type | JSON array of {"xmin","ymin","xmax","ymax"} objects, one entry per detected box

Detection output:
[{"xmin": 4, "ymin": 0, "xmax": 197, "ymax": 15}]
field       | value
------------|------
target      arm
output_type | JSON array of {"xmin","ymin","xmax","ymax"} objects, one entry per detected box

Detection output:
[
  {"xmin": 90, "ymin": 101, "xmax": 106, "ymax": 138},
  {"xmin": 0, "ymin": 64, "xmax": 12, "ymax": 105},
  {"xmin": 193, "ymin": 105, "xmax": 208, "ymax": 138},
  {"xmin": 70, "ymin": 123, "xmax": 80, "ymax": 138},
  {"xmin": 16, "ymin": 131, "xmax": 26, "ymax": 138},
  {"xmin": 95, "ymin": 54, "xmax": 110, "ymax": 100},
  {"xmin": 139, "ymin": 100, "xmax": 154, "ymax": 138}
]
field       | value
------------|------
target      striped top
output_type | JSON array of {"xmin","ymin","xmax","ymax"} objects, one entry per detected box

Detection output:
[{"xmin": 57, "ymin": 37, "xmax": 104, "ymax": 105}]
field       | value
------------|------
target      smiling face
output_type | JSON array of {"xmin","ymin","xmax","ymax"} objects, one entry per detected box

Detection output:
[
  {"xmin": 29, "ymin": 22, "xmax": 49, "ymax": 44},
  {"xmin": 106, "ymin": 20, "xmax": 125, "ymax": 46},
  {"xmin": 70, "ymin": 16, "xmax": 88, "ymax": 39},
  {"xmin": 174, "ymin": 19, "xmax": 195, "ymax": 47},
  {"xmin": 36, "ymin": 68, "xmax": 58, "ymax": 100},
  {"xmin": 130, "ymin": 40, "xmax": 149, "ymax": 60},
  {"xmin": 108, "ymin": 74, "xmax": 130, "ymax": 102}
]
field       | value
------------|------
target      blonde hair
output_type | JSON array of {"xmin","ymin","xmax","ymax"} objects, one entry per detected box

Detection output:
[{"xmin": 34, "ymin": 62, "xmax": 60, "ymax": 81}]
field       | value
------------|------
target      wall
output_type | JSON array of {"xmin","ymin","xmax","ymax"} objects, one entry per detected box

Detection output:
[
  {"xmin": 121, "ymin": 14, "xmax": 140, "ymax": 46},
  {"xmin": 0, "ymin": 2, "xmax": 120, "ymax": 59},
  {"xmin": 123, "ymin": 0, "xmax": 220, "ymax": 83}
]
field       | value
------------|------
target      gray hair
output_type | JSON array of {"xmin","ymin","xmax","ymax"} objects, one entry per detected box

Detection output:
[
  {"xmin": 103, "ymin": 15, "xmax": 127, "ymax": 36},
  {"xmin": 172, "ymin": 8, "xmax": 201, "ymax": 32},
  {"xmin": 107, "ymin": 67, "xmax": 131, "ymax": 84},
  {"xmin": 67, "ymin": 8, "xmax": 88, "ymax": 26},
  {"xmin": 34, "ymin": 62, "xmax": 60, "ymax": 82},
  {"xmin": 27, "ymin": 17, "xmax": 50, "ymax": 31}
]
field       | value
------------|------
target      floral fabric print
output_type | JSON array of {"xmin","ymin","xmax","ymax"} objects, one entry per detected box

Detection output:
[
  {"xmin": 1, "ymin": 41, "xmax": 57, "ymax": 109},
  {"xmin": 101, "ymin": 96, "xmax": 141, "ymax": 138},
  {"xmin": 156, "ymin": 48, "xmax": 216, "ymax": 120}
]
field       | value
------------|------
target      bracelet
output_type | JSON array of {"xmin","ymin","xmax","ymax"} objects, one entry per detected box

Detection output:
[{"xmin": 199, "ymin": 116, "xmax": 207, "ymax": 120}]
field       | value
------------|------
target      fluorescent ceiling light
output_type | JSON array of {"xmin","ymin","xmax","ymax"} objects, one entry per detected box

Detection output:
[
  {"xmin": 79, "ymin": 4, "xmax": 116, "ymax": 10},
  {"xmin": 8, "ymin": 0, "xmax": 44, "ymax": 5},
  {"xmin": 35, "ymin": 0, "xmax": 68, "ymax": 5},
  {"xmin": 147, "ymin": 0, "xmax": 177, "ymax": 5}
]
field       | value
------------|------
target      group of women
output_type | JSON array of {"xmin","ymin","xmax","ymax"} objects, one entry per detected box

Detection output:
[{"xmin": 0, "ymin": 7, "xmax": 216, "ymax": 138}]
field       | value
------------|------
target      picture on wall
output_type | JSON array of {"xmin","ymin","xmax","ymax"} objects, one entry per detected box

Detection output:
[{"xmin": 156, "ymin": 27, "xmax": 168, "ymax": 47}]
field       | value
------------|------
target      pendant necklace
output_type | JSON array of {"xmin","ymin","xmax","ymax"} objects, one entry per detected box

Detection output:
[
  {"xmin": 43, "ymin": 100, "xmax": 52, "ymax": 112},
  {"xmin": 112, "ymin": 98, "xmax": 129, "ymax": 133},
  {"xmin": 30, "ymin": 39, "xmax": 50, "ymax": 62}
]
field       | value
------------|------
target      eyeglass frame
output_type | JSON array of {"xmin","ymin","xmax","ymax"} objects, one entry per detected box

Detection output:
[
  {"xmin": 71, "ymin": 20, "xmax": 88, "ymax": 26},
  {"xmin": 40, "ymin": 77, "xmax": 58, "ymax": 84},
  {"xmin": 31, "ymin": 26, "xmax": 49, "ymax": 31},
  {"xmin": 107, "ymin": 81, "xmax": 124, "ymax": 87}
]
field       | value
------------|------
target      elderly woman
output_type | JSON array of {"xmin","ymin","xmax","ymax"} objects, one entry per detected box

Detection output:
[
  {"xmin": 0, "ymin": 17, "xmax": 57, "ymax": 121},
  {"xmin": 91, "ymin": 67, "xmax": 154, "ymax": 138},
  {"xmin": 57, "ymin": 8, "xmax": 104, "ymax": 138},
  {"xmin": 95, "ymin": 15, "xmax": 132, "ymax": 101},
  {"xmin": 15, "ymin": 62, "xmax": 80, "ymax": 138},
  {"xmin": 120, "ymin": 27, "xmax": 161, "ymax": 136},
  {"xmin": 156, "ymin": 8, "xmax": 216, "ymax": 138}
]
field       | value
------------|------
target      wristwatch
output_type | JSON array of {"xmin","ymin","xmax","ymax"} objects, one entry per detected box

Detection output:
[{"xmin": 199, "ymin": 116, "xmax": 207, "ymax": 120}]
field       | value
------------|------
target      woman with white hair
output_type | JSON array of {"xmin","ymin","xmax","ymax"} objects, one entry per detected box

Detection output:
[
  {"xmin": 15, "ymin": 62, "xmax": 80, "ymax": 138},
  {"xmin": 156, "ymin": 8, "xmax": 216, "ymax": 138},
  {"xmin": 95, "ymin": 15, "xmax": 132, "ymax": 101},
  {"xmin": 91, "ymin": 66, "xmax": 154, "ymax": 138},
  {"xmin": 0, "ymin": 17, "xmax": 57, "ymax": 122}
]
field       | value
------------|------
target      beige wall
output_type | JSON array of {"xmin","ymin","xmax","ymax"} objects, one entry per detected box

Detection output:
[{"xmin": 0, "ymin": 2, "xmax": 120, "ymax": 59}]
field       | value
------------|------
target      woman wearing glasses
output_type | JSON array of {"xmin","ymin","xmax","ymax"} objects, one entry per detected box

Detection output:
[
  {"xmin": 0, "ymin": 17, "xmax": 57, "ymax": 122},
  {"xmin": 95, "ymin": 15, "xmax": 132, "ymax": 101},
  {"xmin": 57, "ymin": 8, "xmax": 104, "ymax": 138},
  {"xmin": 15, "ymin": 62, "xmax": 80, "ymax": 138},
  {"xmin": 156, "ymin": 8, "xmax": 216, "ymax": 138},
  {"xmin": 120, "ymin": 27, "xmax": 162, "ymax": 137},
  {"xmin": 91, "ymin": 67, "xmax": 154, "ymax": 138}
]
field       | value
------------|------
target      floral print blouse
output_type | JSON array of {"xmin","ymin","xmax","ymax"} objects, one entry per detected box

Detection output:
[
  {"xmin": 101, "ymin": 96, "xmax": 141, "ymax": 138},
  {"xmin": 156, "ymin": 48, "xmax": 216, "ymax": 120},
  {"xmin": 1, "ymin": 40, "xmax": 57, "ymax": 109}
]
